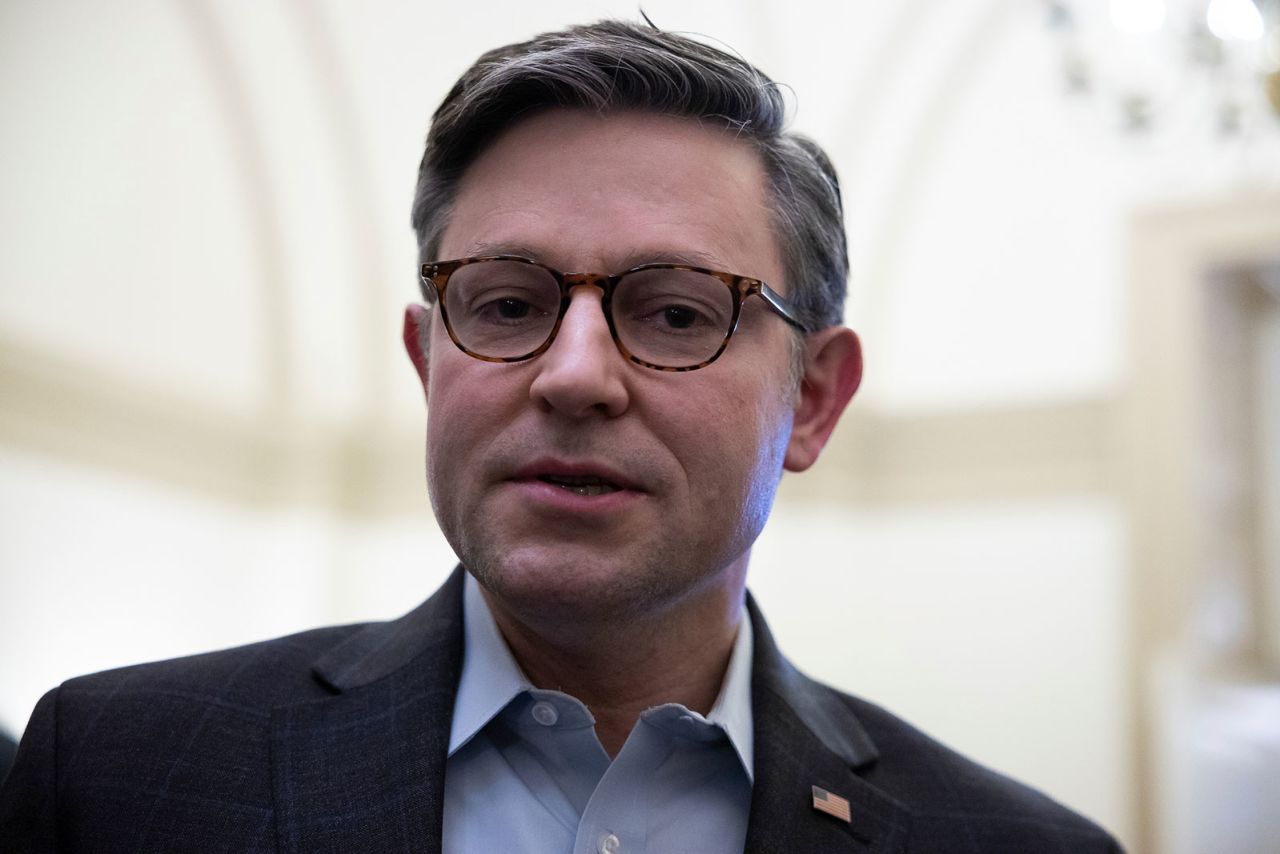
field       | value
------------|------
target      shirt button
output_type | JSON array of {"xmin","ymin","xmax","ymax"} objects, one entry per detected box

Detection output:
[
  {"xmin": 598, "ymin": 832, "xmax": 621, "ymax": 854},
  {"xmin": 530, "ymin": 701, "xmax": 559, "ymax": 726}
]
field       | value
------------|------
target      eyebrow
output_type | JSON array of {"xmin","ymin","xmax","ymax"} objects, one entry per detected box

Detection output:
[{"xmin": 459, "ymin": 241, "xmax": 736, "ymax": 274}]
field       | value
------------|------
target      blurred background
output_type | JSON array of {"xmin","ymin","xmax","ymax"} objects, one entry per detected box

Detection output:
[{"xmin": 2, "ymin": 1, "xmax": 1279, "ymax": 851}]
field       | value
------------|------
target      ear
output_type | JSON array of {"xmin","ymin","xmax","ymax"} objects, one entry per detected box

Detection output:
[
  {"xmin": 784, "ymin": 326, "xmax": 863, "ymax": 472},
  {"xmin": 402, "ymin": 304, "xmax": 432, "ymax": 394}
]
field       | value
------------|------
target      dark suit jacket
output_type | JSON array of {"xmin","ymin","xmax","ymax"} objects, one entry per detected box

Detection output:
[{"xmin": 1, "ymin": 569, "xmax": 1121, "ymax": 852}]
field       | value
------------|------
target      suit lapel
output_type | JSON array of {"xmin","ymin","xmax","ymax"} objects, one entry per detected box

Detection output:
[
  {"xmin": 271, "ymin": 569, "xmax": 466, "ymax": 854},
  {"xmin": 269, "ymin": 573, "xmax": 910, "ymax": 852},
  {"xmin": 744, "ymin": 595, "xmax": 911, "ymax": 853}
]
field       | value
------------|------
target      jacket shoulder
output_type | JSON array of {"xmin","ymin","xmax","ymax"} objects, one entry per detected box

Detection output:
[
  {"xmin": 2, "ymin": 574, "xmax": 470, "ymax": 852},
  {"xmin": 0, "ymin": 623, "xmax": 376, "ymax": 852},
  {"xmin": 61, "ymin": 621, "xmax": 368, "ymax": 711}
]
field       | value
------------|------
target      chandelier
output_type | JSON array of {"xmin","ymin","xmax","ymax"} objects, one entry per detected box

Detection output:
[{"xmin": 1045, "ymin": 0, "xmax": 1280, "ymax": 136}]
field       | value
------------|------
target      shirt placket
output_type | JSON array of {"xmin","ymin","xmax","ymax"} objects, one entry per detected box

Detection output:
[{"xmin": 572, "ymin": 719, "xmax": 672, "ymax": 854}]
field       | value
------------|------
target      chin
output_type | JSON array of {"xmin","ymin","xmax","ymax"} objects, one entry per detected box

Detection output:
[{"xmin": 467, "ymin": 545, "xmax": 688, "ymax": 624}]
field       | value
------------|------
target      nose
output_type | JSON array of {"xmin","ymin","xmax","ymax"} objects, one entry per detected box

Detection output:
[{"xmin": 528, "ymin": 285, "xmax": 630, "ymax": 418}]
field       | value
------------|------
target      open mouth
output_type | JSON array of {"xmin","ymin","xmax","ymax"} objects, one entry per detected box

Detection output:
[{"xmin": 536, "ymin": 474, "xmax": 621, "ymax": 496}]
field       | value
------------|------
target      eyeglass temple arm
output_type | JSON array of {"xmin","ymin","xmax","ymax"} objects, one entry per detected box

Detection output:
[
  {"xmin": 756, "ymin": 282, "xmax": 809, "ymax": 332},
  {"xmin": 420, "ymin": 264, "xmax": 445, "ymax": 302}
]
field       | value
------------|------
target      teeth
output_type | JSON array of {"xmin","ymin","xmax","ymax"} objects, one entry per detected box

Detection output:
[
  {"xmin": 554, "ymin": 482, "xmax": 616, "ymax": 496},
  {"xmin": 538, "ymin": 474, "xmax": 620, "ymax": 496}
]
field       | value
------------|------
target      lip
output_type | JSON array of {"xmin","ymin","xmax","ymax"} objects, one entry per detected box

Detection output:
[
  {"xmin": 504, "ymin": 456, "xmax": 647, "ymax": 516},
  {"xmin": 509, "ymin": 457, "xmax": 645, "ymax": 493}
]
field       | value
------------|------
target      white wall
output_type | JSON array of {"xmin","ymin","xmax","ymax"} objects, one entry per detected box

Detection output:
[
  {"xmin": 0, "ymin": 446, "xmax": 454, "ymax": 737},
  {"xmin": 4, "ymin": 2, "xmax": 1279, "ymax": 850},
  {"xmin": 752, "ymin": 498, "xmax": 1132, "ymax": 837},
  {"xmin": 0, "ymin": 445, "xmax": 1131, "ymax": 840}
]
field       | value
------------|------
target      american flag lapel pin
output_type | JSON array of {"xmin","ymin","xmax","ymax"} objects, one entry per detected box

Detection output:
[{"xmin": 811, "ymin": 785, "xmax": 851, "ymax": 823}]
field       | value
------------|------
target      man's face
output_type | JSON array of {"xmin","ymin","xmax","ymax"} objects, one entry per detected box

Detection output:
[{"xmin": 414, "ymin": 109, "xmax": 805, "ymax": 627}]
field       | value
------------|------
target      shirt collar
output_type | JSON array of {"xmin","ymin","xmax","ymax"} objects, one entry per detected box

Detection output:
[
  {"xmin": 706, "ymin": 599, "xmax": 755, "ymax": 780},
  {"xmin": 448, "ymin": 572, "xmax": 755, "ymax": 779},
  {"xmin": 447, "ymin": 572, "xmax": 532, "ymax": 755}
]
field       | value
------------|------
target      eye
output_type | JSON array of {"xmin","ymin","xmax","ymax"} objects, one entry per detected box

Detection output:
[
  {"xmin": 623, "ymin": 292, "xmax": 723, "ymax": 334},
  {"xmin": 660, "ymin": 306, "xmax": 701, "ymax": 330},
  {"xmin": 658, "ymin": 303, "xmax": 709, "ymax": 330},
  {"xmin": 460, "ymin": 282, "xmax": 558, "ymax": 325},
  {"xmin": 491, "ymin": 297, "xmax": 534, "ymax": 320}
]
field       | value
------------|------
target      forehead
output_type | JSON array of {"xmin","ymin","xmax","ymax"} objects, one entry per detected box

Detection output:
[{"xmin": 439, "ymin": 110, "xmax": 785, "ymax": 286}]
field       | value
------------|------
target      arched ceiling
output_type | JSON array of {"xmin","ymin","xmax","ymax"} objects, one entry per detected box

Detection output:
[{"xmin": 2, "ymin": 0, "xmax": 1277, "ymax": 506}]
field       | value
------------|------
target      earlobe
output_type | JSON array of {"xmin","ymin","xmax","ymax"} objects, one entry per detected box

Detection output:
[
  {"xmin": 783, "ymin": 327, "xmax": 863, "ymax": 472},
  {"xmin": 402, "ymin": 304, "xmax": 432, "ymax": 395}
]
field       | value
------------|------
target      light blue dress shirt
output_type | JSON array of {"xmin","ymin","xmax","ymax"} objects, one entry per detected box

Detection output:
[{"xmin": 443, "ymin": 573, "xmax": 754, "ymax": 854}]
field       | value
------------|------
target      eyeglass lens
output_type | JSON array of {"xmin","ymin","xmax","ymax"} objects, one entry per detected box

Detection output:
[{"xmin": 442, "ymin": 260, "xmax": 736, "ymax": 368}]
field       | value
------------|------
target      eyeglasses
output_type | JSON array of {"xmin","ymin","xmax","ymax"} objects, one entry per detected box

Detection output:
[{"xmin": 420, "ymin": 255, "xmax": 808, "ymax": 372}]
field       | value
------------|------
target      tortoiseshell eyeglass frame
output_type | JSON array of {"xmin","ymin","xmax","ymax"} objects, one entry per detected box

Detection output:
[{"xmin": 419, "ymin": 255, "xmax": 809, "ymax": 372}]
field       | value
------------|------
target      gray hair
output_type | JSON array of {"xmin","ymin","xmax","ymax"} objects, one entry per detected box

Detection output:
[{"xmin": 410, "ymin": 19, "xmax": 848, "ymax": 332}]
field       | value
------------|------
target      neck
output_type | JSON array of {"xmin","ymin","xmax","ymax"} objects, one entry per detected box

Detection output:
[{"xmin": 484, "ymin": 584, "xmax": 745, "ymax": 757}]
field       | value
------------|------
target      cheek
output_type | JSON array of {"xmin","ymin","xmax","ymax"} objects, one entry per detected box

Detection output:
[
  {"xmin": 423, "ymin": 396, "xmax": 454, "ymax": 524},
  {"xmin": 425, "ymin": 338, "xmax": 486, "ymax": 434},
  {"xmin": 676, "ymin": 378, "xmax": 793, "ymax": 510},
  {"xmin": 424, "ymin": 355, "xmax": 484, "ymax": 506}
]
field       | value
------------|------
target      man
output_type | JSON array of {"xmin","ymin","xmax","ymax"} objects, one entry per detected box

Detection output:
[{"xmin": 0, "ymin": 20, "xmax": 1120, "ymax": 853}]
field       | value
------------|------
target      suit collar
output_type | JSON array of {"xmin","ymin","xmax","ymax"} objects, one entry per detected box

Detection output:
[
  {"xmin": 310, "ymin": 568, "xmax": 466, "ymax": 693},
  {"xmin": 746, "ymin": 592, "xmax": 878, "ymax": 770},
  {"xmin": 306, "ymin": 573, "xmax": 877, "ymax": 773},
  {"xmin": 745, "ymin": 593, "xmax": 910, "ymax": 852},
  {"xmin": 271, "ymin": 569, "xmax": 466, "ymax": 854},
  {"xmin": 273, "ymin": 573, "xmax": 908, "ymax": 853}
]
